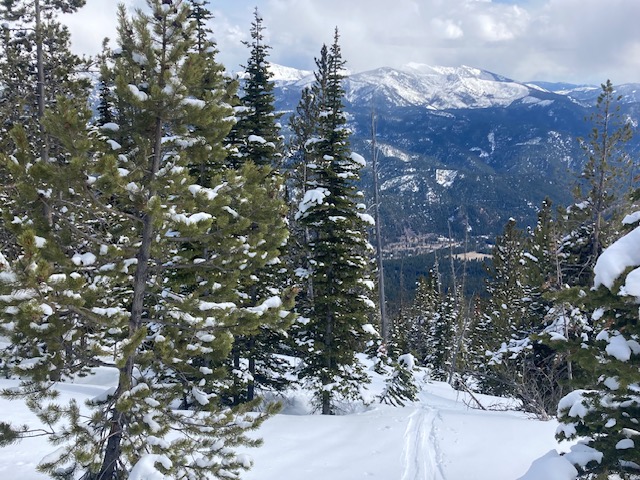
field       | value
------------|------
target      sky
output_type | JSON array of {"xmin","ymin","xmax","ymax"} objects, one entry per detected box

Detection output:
[{"xmin": 61, "ymin": 0, "xmax": 640, "ymax": 85}]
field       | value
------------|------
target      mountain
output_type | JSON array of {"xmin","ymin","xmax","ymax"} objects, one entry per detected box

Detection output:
[
  {"xmin": 345, "ymin": 63, "xmax": 535, "ymax": 110},
  {"xmin": 270, "ymin": 63, "xmax": 640, "ymax": 248}
]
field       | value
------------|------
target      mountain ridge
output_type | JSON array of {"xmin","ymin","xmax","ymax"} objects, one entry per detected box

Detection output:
[
  {"xmin": 267, "ymin": 62, "xmax": 640, "ymax": 246},
  {"xmin": 269, "ymin": 62, "xmax": 640, "ymax": 109}
]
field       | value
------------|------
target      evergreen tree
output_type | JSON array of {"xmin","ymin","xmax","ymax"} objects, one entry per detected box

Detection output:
[
  {"xmin": 294, "ymin": 30, "xmax": 376, "ymax": 415},
  {"xmin": 406, "ymin": 275, "xmax": 439, "ymax": 364},
  {"xmin": 285, "ymin": 85, "xmax": 320, "ymax": 340},
  {"xmin": 485, "ymin": 219, "xmax": 531, "ymax": 342},
  {"xmin": 526, "ymin": 198, "xmax": 559, "ymax": 291},
  {"xmin": 406, "ymin": 273, "xmax": 454, "ymax": 380},
  {"xmin": 431, "ymin": 290, "xmax": 458, "ymax": 382},
  {"xmin": 476, "ymin": 219, "xmax": 538, "ymax": 397},
  {"xmin": 378, "ymin": 353, "xmax": 419, "ymax": 407},
  {"xmin": 221, "ymin": 9, "xmax": 292, "ymax": 405},
  {"xmin": 0, "ymin": 0, "xmax": 89, "ymax": 161},
  {"xmin": 557, "ymin": 187, "xmax": 640, "ymax": 477},
  {"xmin": 373, "ymin": 299, "xmax": 419, "ymax": 408},
  {"xmin": 95, "ymin": 38, "xmax": 115, "ymax": 127},
  {"xmin": 0, "ymin": 2, "xmax": 290, "ymax": 478},
  {"xmin": 0, "ymin": 0, "xmax": 88, "ymax": 259},
  {"xmin": 562, "ymin": 80, "xmax": 632, "ymax": 287},
  {"xmin": 227, "ymin": 8, "xmax": 282, "ymax": 170},
  {"xmin": 521, "ymin": 198, "xmax": 573, "ymax": 416}
]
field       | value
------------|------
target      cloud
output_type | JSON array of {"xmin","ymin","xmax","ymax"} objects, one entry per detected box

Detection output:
[
  {"xmin": 432, "ymin": 18, "xmax": 464, "ymax": 40},
  {"xmin": 61, "ymin": 0, "xmax": 640, "ymax": 85}
]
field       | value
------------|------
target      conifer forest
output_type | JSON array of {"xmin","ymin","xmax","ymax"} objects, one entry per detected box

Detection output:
[{"xmin": 0, "ymin": 1, "xmax": 640, "ymax": 479}]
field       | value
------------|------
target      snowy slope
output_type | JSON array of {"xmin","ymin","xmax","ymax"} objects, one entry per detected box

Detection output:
[
  {"xmin": 0, "ymin": 366, "xmax": 571, "ymax": 480},
  {"xmin": 268, "ymin": 63, "xmax": 312, "ymax": 83}
]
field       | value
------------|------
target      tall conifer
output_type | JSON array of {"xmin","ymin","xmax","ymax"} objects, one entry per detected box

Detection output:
[
  {"xmin": 0, "ymin": 1, "xmax": 290, "ymax": 477},
  {"xmin": 221, "ymin": 9, "xmax": 292, "ymax": 405},
  {"xmin": 294, "ymin": 30, "xmax": 376, "ymax": 415}
]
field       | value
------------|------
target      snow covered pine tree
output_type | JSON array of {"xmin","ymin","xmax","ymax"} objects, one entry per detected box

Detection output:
[
  {"xmin": 0, "ymin": 1, "xmax": 290, "ymax": 478},
  {"xmin": 293, "ymin": 30, "xmax": 377, "ymax": 415},
  {"xmin": 557, "ymin": 194, "xmax": 640, "ymax": 477}
]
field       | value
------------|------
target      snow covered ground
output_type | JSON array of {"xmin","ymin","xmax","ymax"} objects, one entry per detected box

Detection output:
[{"xmin": 0, "ymin": 364, "xmax": 572, "ymax": 480}]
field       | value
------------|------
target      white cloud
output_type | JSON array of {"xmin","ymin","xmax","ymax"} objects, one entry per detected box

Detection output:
[
  {"xmin": 61, "ymin": 0, "xmax": 640, "ymax": 84},
  {"xmin": 432, "ymin": 18, "xmax": 464, "ymax": 40}
]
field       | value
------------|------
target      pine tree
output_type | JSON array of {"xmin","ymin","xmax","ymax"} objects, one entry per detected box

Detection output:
[
  {"xmin": 227, "ymin": 8, "xmax": 282, "ymax": 170},
  {"xmin": 0, "ymin": 0, "xmax": 89, "ymax": 161},
  {"xmin": 294, "ymin": 30, "xmax": 376, "ymax": 415},
  {"xmin": 485, "ymin": 219, "xmax": 531, "ymax": 342},
  {"xmin": 407, "ymin": 272, "xmax": 455, "ymax": 380},
  {"xmin": 285, "ymin": 85, "xmax": 320, "ymax": 339},
  {"xmin": 378, "ymin": 352, "xmax": 419, "ymax": 407},
  {"xmin": 0, "ymin": 0, "xmax": 88, "ymax": 259},
  {"xmin": 520, "ymin": 198, "xmax": 573, "ymax": 416},
  {"xmin": 221, "ymin": 9, "xmax": 292, "ymax": 405},
  {"xmin": 477, "ymin": 219, "xmax": 537, "ymax": 397},
  {"xmin": 406, "ymin": 275, "xmax": 438, "ymax": 363},
  {"xmin": 0, "ymin": 1, "xmax": 290, "ymax": 478},
  {"xmin": 562, "ymin": 80, "xmax": 633, "ymax": 287},
  {"xmin": 557, "ymin": 186, "xmax": 640, "ymax": 478},
  {"xmin": 431, "ymin": 290, "xmax": 457, "ymax": 381}
]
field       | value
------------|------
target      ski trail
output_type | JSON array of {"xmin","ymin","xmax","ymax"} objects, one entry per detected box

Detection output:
[{"xmin": 401, "ymin": 406, "xmax": 446, "ymax": 480}]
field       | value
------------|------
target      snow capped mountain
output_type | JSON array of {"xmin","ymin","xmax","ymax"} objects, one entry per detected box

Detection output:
[
  {"xmin": 270, "ymin": 62, "xmax": 640, "ymax": 248},
  {"xmin": 266, "ymin": 62, "xmax": 640, "ymax": 111},
  {"xmin": 269, "ymin": 62, "xmax": 546, "ymax": 110},
  {"xmin": 268, "ymin": 63, "xmax": 312, "ymax": 83},
  {"xmin": 344, "ymin": 63, "xmax": 532, "ymax": 109}
]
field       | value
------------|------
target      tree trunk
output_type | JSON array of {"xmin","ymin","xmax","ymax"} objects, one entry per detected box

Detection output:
[
  {"xmin": 247, "ymin": 337, "xmax": 256, "ymax": 402},
  {"xmin": 97, "ymin": 107, "xmax": 165, "ymax": 478},
  {"xmin": 371, "ymin": 112, "xmax": 388, "ymax": 341},
  {"xmin": 34, "ymin": 0, "xmax": 48, "ymax": 162},
  {"xmin": 322, "ymin": 310, "xmax": 333, "ymax": 415}
]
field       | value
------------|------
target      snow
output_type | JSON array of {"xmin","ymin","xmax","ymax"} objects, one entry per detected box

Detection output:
[
  {"xmin": 198, "ymin": 301, "xmax": 236, "ymax": 311},
  {"xmin": 350, "ymin": 152, "xmax": 366, "ymax": 167},
  {"xmin": 128, "ymin": 84, "xmax": 148, "ymax": 102},
  {"xmin": 357, "ymin": 212, "xmax": 375, "ymax": 226},
  {"xmin": 100, "ymin": 122, "xmax": 120, "ymax": 132},
  {"xmin": 245, "ymin": 296, "xmax": 282, "ymax": 315},
  {"xmin": 616, "ymin": 439, "xmax": 634, "ymax": 450},
  {"xmin": 380, "ymin": 174, "xmax": 419, "ymax": 193},
  {"xmin": 605, "ymin": 332, "xmax": 632, "ymax": 362},
  {"xmin": 344, "ymin": 63, "xmax": 530, "ymax": 109},
  {"xmin": 622, "ymin": 211, "xmax": 640, "ymax": 225},
  {"xmin": 621, "ymin": 267, "xmax": 640, "ymax": 301},
  {"xmin": 593, "ymin": 226, "xmax": 640, "ymax": 291},
  {"xmin": 518, "ymin": 450, "xmax": 578, "ymax": 480},
  {"xmin": 296, "ymin": 187, "xmax": 330, "ymax": 220},
  {"xmin": 248, "ymin": 134, "xmax": 267, "ymax": 144},
  {"xmin": 361, "ymin": 323, "xmax": 378, "ymax": 335},
  {"xmin": 268, "ymin": 63, "xmax": 313, "ymax": 82},
  {"xmin": 188, "ymin": 183, "xmax": 225, "ymax": 201},
  {"xmin": 436, "ymin": 169, "xmax": 458, "ymax": 187},
  {"xmin": 171, "ymin": 211, "xmax": 212, "ymax": 225},
  {"xmin": 106, "ymin": 139, "xmax": 121, "ymax": 150},
  {"xmin": 131, "ymin": 52, "xmax": 148, "ymax": 66},
  {"xmin": 0, "ymin": 370, "xmax": 569, "ymax": 480},
  {"xmin": 181, "ymin": 97, "xmax": 206, "ymax": 109},
  {"xmin": 129, "ymin": 454, "xmax": 173, "ymax": 480},
  {"xmin": 71, "ymin": 252, "xmax": 97, "ymax": 266}
]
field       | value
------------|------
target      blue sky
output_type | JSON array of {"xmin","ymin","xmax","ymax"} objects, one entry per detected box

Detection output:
[{"xmin": 63, "ymin": 0, "xmax": 640, "ymax": 85}]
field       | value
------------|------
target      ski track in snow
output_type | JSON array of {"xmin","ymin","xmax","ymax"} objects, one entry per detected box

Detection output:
[{"xmin": 401, "ymin": 405, "xmax": 446, "ymax": 480}]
